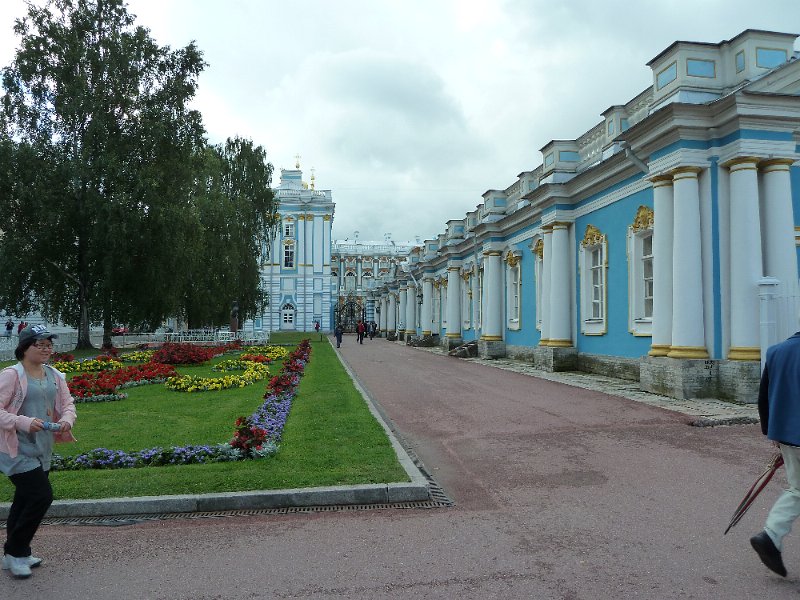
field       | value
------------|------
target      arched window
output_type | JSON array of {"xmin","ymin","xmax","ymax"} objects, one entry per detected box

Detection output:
[{"xmin": 345, "ymin": 271, "xmax": 356, "ymax": 291}]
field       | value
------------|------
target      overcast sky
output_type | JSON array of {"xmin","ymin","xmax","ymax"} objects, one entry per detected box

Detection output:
[{"xmin": 1, "ymin": 1, "xmax": 798, "ymax": 244}]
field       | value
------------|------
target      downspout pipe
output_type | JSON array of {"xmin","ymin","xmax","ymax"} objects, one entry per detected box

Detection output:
[{"xmin": 620, "ymin": 141, "xmax": 649, "ymax": 174}]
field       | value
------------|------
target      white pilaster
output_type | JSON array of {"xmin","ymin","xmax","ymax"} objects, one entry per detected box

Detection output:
[
  {"xmin": 421, "ymin": 277, "xmax": 433, "ymax": 336},
  {"xmin": 668, "ymin": 167, "xmax": 708, "ymax": 359},
  {"xmin": 481, "ymin": 251, "xmax": 504, "ymax": 340},
  {"xmin": 398, "ymin": 285, "xmax": 407, "ymax": 333},
  {"xmin": 387, "ymin": 293, "xmax": 397, "ymax": 333},
  {"xmin": 761, "ymin": 158, "xmax": 799, "ymax": 299},
  {"xmin": 405, "ymin": 285, "xmax": 416, "ymax": 335},
  {"xmin": 471, "ymin": 268, "xmax": 481, "ymax": 331},
  {"xmin": 446, "ymin": 266, "xmax": 462, "ymax": 339},
  {"xmin": 650, "ymin": 176, "xmax": 674, "ymax": 356},
  {"xmin": 379, "ymin": 295, "xmax": 388, "ymax": 333},
  {"xmin": 548, "ymin": 222, "xmax": 573, "ymax": 347},
  {"xmin": 540, "ymin": 226, "xmax": 553, "ymax": 345},
  {"xmin": 724, "ymin": 157, "xmax": 763, "ymax": 360}
]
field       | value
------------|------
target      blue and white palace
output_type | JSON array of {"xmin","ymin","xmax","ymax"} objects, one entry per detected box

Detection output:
[{"xmin": 367, "ymin": 29, "xmax": 800, "ymax": 403}]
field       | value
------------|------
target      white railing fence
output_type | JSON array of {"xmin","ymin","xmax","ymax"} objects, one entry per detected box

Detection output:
[
  {"xmin": 0, "ymin": 329, "xmax": 270, "ymax": 362},
  {"xmin": 759, "ymin": 277, "xmax": 800, "ymax": 372}
]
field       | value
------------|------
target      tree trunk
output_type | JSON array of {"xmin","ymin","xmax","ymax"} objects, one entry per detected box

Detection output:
[{"xmin": 76, "ymin": 280, "xmax": 94, "ymax": 349}]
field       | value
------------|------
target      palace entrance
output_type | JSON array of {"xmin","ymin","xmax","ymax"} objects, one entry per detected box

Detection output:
[{"xmin": 334, "ymin": 294, "xmax": 366, "ymax": 333}]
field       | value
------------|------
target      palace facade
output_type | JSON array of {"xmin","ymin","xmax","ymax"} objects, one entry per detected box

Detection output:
[
  {"xmin": 376, "ymin": 29, "xmax": 800, "ymax": 403},
  {"xmin": 254, "ymin": 164, "xmax": 335, "ymax": 333}
]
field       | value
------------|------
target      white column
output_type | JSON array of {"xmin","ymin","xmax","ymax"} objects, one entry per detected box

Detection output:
[
  {"xmin": 446, "ymin": 266, "xmax": 462, "ymax": 340},
  {"xmin": 405, "ymin": 285, "xmax": 417, "ymax": 335},
  {"xmin": 761, "ymin": 158, "xmax": 799, "ymax": 299},
  {"xmin": 548, "ymin": 222, "xmax": 573, "ymax": 347},
  {"xmin": 398, "ymin": 285, "xmax": 407, "ymax": 334},
  {"xmin": 387, "ymin": 292, "xmax": 397, "ymax": 333},
  {"xmin": 539, "ymin": 226, "xmax": 553, "ymax": 345},
  {"xmin": 380, "ymin": 295, "xmax": 388, "ymax": 333},
  {"xmin": 668, "ymin": 167, "xmax": 708, "ymax": 359},
  {"xmin": 471, "ymin": 268, "xmax": 481, "ymax": 330},
  {"xmin": 481, "ymin": 251, "xmax": 504, "ymax": 340},
  {"xmin": 421, "ymin": 277, "xmax": 434, "ymax": 336},
  {"xmin": 724, "ymin": 157, "xmax": 763, "ymax": 360},
  {"xmin": 649, "ymin": 176, "xmax": 674, "ymax": 356}
]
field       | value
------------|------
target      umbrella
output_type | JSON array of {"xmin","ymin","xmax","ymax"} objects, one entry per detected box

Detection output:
[{"xmin": 724, "ymin": 451, "xmax": 784, "ymax": 535}]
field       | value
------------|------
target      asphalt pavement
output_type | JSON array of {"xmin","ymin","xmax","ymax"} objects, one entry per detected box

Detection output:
[{"xmin": 1, "ymin": 334, "xmax": 793, "ymax": 599}]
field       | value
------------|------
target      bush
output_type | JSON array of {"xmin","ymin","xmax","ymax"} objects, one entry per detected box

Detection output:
[{"xmin": 151, "ymin": 343, "xmax": 219, "ymax": 365}]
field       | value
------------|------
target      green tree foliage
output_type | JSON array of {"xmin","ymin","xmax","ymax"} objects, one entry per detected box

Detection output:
[
  {"xmin": 182, "ymin": 138, "xmax": 277, "ymax": 328},
  {"xmin": 0, "ymin": 0, "xmax": 206, "ymax": 347}
]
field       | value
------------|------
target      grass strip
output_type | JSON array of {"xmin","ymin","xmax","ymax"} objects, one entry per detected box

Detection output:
[{"xmin": 0, "ymin": 338, "xmax": 408, "ymax": 500}]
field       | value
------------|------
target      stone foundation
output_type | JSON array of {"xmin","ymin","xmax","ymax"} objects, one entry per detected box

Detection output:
[
  {"xmin": 577, "ymin": 353, "xmax": 639, "ymax": 381},
  {"xmin": 533, "ymin": 346, "xmax": 578, "ymax": 371},
  {"xmin": 441, "ymin": 336, "xmax": 462, "ymax": 351},
  {"xmin": 478, "ymin": 339, "xmax": 507, "ymax": 359},
  {"xmin": 640, "ymin": 356, "xmax": 760, "ymax": 403}
]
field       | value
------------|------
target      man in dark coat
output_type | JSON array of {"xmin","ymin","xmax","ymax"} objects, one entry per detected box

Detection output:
[
  {"xmin": 751, "ymin": 331, "xmax": 800, "ymax": 577},
  {"xmin": 334, "ymin": 324, "xmax": 343, "ymax": 348}
]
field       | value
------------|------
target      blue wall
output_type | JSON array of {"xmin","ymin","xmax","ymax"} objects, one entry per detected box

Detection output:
[
  {"xmin": 505, "ymin": 240, "xmax": 540, "ymax": 347},
  {"xmin": 574, "ymin": 186, "xmax": 654, "ymax": 358}
]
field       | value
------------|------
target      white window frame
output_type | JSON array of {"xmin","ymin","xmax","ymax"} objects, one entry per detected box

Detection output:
[
  {"xmin": 477, "ymin": 268, "xmax": 484, "ymax": 330},
  {"xmin": 432, "ymin": 285, "xmax": 441, "ymax": 332},
  {"xmin": 283, "ymin": 221, "xmax": 295, "ymax": 238},
  {"xmin": 627, "ymin": 227, "xmax": 653, "ymax": 336},
  {"xmin": 506, "ymin": 257, "xmax": 521, "ymax": 330},
  {"xmin": 441, "ymin": 285, "xmax": 447, "ymax": 326},
  {"xmin": 579, "ymin": 230, "xmax": 607, "ymax": 336},
  {"xmin": 462, "ymin": 274, "xmax": 471, "ymax": 330},
  {"xmin": 344, "ymin": 271, "xmax": 356, "ymax": 291},
  {"xmin": 534, "ymin": 247, "xmax": 543, "ymax": 331},
  {"xmin": 283, "ymin": 241, "xmax": 295, "ymax": 269}
]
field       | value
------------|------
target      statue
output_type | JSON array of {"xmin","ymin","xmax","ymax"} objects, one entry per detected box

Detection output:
[{"xmin": 230, "ymin": 300, "xmax": 239, "ymax": 333}]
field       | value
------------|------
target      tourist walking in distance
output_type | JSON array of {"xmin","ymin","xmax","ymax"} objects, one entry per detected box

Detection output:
[
  {"xmin": 334, "ymin": 324, "xmax": 343, "ymax": 348},
  {"xmin": 0, "ymin": 325, "xmax": 77, "ymax": 579},
  {"xmin": 751, "ymin": 329, "xmax": 800, "ymax": 577},
  {"xmin": 356, "ymin": 320, "xmax": 365, "ymax": 344},
  {"xmin": 4, "ymin": 319, "xmax": 13, "ymax": 338}
]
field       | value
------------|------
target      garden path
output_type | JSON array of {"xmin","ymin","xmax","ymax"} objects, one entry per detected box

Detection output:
[{"xmin": 2, "ymin": 334, "xmax": 789, "ymax": 599}]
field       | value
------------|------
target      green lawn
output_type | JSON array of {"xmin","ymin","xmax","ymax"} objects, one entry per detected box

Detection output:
[{"xmin": 0, "ymin": 338, "xmax": 408, "ymax": 500}]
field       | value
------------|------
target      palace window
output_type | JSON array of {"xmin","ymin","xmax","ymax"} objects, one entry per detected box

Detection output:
[
  {"xmin": 627, "ymin": 206, "xmax": 654, "ymax": 336},
  {"xmin": 281, "ymin": 303, "xmax": 295, "ymax": 325},
  {"xmin": 656, "ymin": 61, "xmax": 677, "ymax": 90},
  {"xmin": 432, "ymin": 286, "xmax": 441, "ymax": 332},
  {"xmin": 344, "ymin": 271, "xmax": 356, "ymax": 291},
  {"xmin": 441, "ymin": 285, "xmax": 447, "ymax": 326},
  {"xmin": 283, "ymin": 241, "xmax": 295, "ymax": 268},
  {"xmin": 462, "ymin": 274, "xmax": 471, "ymax": 330},
  {"xmin": 283, "ymin": 221, "xmax": 295, "ymax": 237},
  {"xmin": 533, "ymin": 239, "xmax": 544, "ymax": 331},
  {"xmin": 477, "ymin": 267, "xmax": 484, "ymax": 330},
  {"xmin": 579, "ymin": 225, "xmax": 607, "ymax": 335}
]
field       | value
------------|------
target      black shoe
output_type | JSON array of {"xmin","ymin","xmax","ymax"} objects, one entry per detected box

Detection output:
[{"xmin": 751, "ymin": 531, "xmax": 787, "ymax": 577}]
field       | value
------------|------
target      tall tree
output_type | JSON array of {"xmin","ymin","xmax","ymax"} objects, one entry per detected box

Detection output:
[
  {"xmin": 0, "ymin": 0, "xmax": 205, "ymax": 347},
  {"xmin": 182, "ymin": 138, "xmax": 277, "ymax": 328}
]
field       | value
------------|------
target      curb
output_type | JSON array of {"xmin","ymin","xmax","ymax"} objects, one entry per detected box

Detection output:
[{"xmin": 1, "ymin": 338, "xmax": 430, "ymax": 520}]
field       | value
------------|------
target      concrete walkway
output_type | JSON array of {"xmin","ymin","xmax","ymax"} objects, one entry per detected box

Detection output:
[{"xmin": 1, "ymin": 335, "xmax": 790, "ymax": 599}]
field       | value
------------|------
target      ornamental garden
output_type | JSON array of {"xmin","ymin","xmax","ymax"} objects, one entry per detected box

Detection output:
[
  {"xmin": 0, "ymin": 335, "xmax": 408, "ymax": 502},
  {"xmin": 47, "ymin": 340, "xmax": 307, "ymax": 470}
]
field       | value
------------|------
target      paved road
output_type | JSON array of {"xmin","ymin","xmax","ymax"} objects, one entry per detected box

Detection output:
[{"xmin": 2, "ymin": 336, "xmax": 793, "ymax": 599}]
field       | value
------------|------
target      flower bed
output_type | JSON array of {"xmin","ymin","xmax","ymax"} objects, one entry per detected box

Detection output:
[
  {"xmin": 52, "ymin": 340, "xmax": 313, "ymax": 470},
  {"xmin": 120, "ymin": 350, "xmax": 156, "ymax": 363},
  {"xmin": 241, "ymin": 345, "xmax": 288, "ymax": 362},
  {"xmin": 165, "ymin": 361, "xmax": 270, "ymax": 392},
  {"xmin": 52, "ymin": 357, "xmax": 124, "ymax": 373},
  {"xmin": 151, "ymin": 343, "xmax": 221, "ymax": 365},
  {"xmin": 68, "ymin": 363, "xmax": 179, "ymax": 401},
  {"xmin": 211, "ymin": 358, "xmax": 267, "ymax": 372}
]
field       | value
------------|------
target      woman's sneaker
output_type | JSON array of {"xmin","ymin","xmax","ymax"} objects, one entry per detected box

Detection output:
[{"xmin": 2, "ymin": 554, "xmax": 32, "ymax": 578}]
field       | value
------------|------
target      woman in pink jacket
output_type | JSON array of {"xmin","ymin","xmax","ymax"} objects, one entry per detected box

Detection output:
[{"xmin": 0, "ymin": 325, "xmax": 76, "ymax": 579}]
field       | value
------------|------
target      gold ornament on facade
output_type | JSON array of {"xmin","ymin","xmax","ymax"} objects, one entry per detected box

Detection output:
[
  {"xmin": 323, "ymin": 215, "xmax": 331, "ymax": 221},
  {"xmin": 505, "ymin": 252, "xmax": 520, "ymax": 268},
  {"xmin": 532, "ymin": 238, "xmax": 544, "ymax": 259},
  {"xmin": 283, "ymin": 239, "xmax": 294, "ymax": 246},
  {"xmin": 581, "ymin": 224, "xmax": 605, "ymax": 247},
  {"xmin": 631, "ymin": 205, "xmax": 654, "ymax": 233}
]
